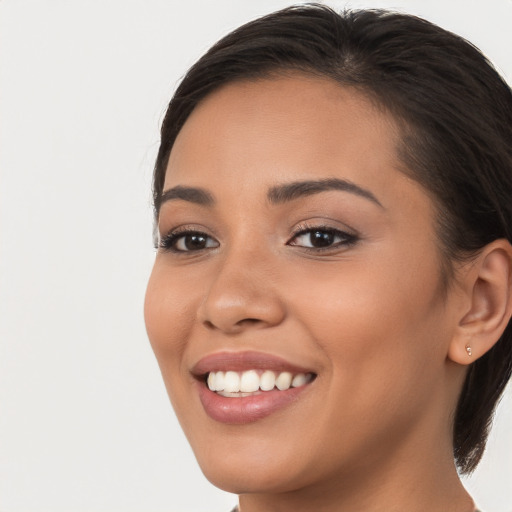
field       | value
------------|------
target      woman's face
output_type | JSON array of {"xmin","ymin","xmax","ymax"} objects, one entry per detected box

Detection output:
[{"xmin": 145, "ymin": 76, "xmax": 461, "ymax": 495}]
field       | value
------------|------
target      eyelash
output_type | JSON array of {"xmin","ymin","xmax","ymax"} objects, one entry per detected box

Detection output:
[
  {"xmin": 288, "ymin": 223, "xmax": 358, "ymax": 252},
  {"xmin": 159, "ymin": 227, "xmax": 219, "ymax": 253},
  {"xmin": 159, "ymin": 224, "xmax": 358, "ymax": 253}
]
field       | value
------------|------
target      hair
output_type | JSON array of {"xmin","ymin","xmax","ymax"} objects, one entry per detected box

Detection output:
[{"xmin": 152, "ymin": 4, "xmax": 512, "ymax": 474}]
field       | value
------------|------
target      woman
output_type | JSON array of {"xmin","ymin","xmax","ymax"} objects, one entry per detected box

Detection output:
[{"xmin": 144, "ymin": 5, "xmax": 512, "ymax": 511}]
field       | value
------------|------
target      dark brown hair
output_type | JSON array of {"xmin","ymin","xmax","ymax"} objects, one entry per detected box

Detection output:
[{"xmin": 152, "ymin": 4, "xmax": 512, "ymax": 474}]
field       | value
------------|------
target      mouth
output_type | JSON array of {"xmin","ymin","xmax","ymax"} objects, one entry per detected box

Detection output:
[
  {"xmin": 192, "ymin": 351, "xmax": 317, "ymax": 424},
  {"xmin": 206, "ymin": 369, "xmax": 315, "ymax": 397}
]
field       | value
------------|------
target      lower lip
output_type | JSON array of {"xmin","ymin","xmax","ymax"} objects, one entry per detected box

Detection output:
[{"xmin": 197, "ymin": 381, "xmax": 311, "ymax": 424}]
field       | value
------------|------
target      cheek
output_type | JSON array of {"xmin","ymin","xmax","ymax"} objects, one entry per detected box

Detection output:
[
  {"xmin": 144, "ymin": 264, "xmax": 204, "ymax": 434},
  {"xmin": 272, "ymin": 256, "xmax": 449, "ymax": 471},
  {"xmin": 144, "ymin": 263, "xmax": 196, "ymax": 372},
  {"xmin": 284, "ymin": 252, "xmax": 447, "ymax": 398}
]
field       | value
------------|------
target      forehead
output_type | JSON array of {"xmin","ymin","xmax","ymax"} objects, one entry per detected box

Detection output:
[{"xmin": 164, "ymin": 74, "xmax": 404, "ymax": 200}]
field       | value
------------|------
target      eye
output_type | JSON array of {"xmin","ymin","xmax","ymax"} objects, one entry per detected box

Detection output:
[
  {"xmin": 160, "ymin": 230, "xmax": 219, "ymax": 252},
  {"xmin": 288, "ymin": 225, "xmax": 357, "ymax": 250}
]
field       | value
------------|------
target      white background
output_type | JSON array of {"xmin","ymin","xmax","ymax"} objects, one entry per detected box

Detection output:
[{"xmin": 1, "ymin": 1, "xmax": 511, "ymax": 511}]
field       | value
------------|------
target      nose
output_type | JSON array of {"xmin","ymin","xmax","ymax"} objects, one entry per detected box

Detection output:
[{"xmin": 197, "ymin": 249, "xmax": 286, "ymax": 334}]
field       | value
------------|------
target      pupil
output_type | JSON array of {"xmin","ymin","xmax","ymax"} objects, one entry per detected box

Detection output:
[
  {"xmin": 185, "ymin": 234, "xmax": 206, "ymax": 250},
  {"xmin": 311, "ymin": 231, "xmax": 333, "ymax": 247}
]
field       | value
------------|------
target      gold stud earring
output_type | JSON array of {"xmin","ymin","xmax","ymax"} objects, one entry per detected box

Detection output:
[{"xmin": 465, "ymin": 344, "xmax": 472, "ymax": 357}]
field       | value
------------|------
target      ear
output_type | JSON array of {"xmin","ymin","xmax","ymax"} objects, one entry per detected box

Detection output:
[{"xmin": 448, "ymin": 239, "xmax": 512, "ymax": 365}]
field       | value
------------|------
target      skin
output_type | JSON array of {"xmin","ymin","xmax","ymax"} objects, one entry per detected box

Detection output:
[{"xmin": 145, "ymin": 75, "xmax": 479, "ymax": 511}]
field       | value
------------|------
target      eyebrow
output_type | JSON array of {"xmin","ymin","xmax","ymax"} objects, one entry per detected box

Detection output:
[
  {"xmin": 267, "ymin": 178, "xmax": 384, "ymax": 208},
  {"xmin": 160, "ymin": 185, "xmax": 214, "ymax": 207},
  {"xmin": 159, "ymin": 178, "xmax": 383, "ymax": 210}
]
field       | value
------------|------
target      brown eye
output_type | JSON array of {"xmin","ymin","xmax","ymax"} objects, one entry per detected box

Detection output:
[
  {"xmin": 309, "ymin": 230, "xmax": 336, "ymax": 247},
  {"xmin": 160, "ymin": 231, "xmax": 219, "ymax": 252},
  {"xmin": 289, "ymin": 227, "xmax": 357, "ymax": 250},
  {"xmin": 177, "ymin": 234, "xmax": 208, "ymax": 251}
]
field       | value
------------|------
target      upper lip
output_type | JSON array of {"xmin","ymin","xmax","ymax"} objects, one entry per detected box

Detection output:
[{"xmin": 191, "ymin": 350, "xmax": 315, "ymax": 377}]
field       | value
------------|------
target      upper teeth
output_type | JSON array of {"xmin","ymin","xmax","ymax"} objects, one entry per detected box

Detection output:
[{"xmin": 207, "ymin": 370, "xmax": 311, "ymax": 393}]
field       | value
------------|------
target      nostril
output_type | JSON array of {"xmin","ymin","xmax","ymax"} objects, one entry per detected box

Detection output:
[
  {"xmin": 197, "ymin": 284, "xmax": 286, "ymax": 333},
  {"xmin": 203, "ymin": 320, "xmax": 215, "ymax": 330},
  {"xmin": 202, "ymin": 317, "xmax": 262, "ymax": 333},
  {"xmin": 236, "ymin": 318, "xmax": 261, "ymax": 326}
]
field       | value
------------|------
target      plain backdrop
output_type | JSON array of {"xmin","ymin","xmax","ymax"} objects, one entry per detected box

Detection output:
[{"xmin": 1, "ymin": 1, "xmax": 511, "ymax": 511}]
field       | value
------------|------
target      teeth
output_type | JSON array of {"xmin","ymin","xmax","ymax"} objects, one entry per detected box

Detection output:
[
  {"xmin": 291, "ymin": 373, "xmax": 307, "ymax": 388},
  {"xmin": 260, "ymin": 370, "xmax": 276, "ymax": 391},
  {"xmin": 206, "ymin": 369, "xmax": 312, "ymax": 393},
  {"xmin": 214, "ymin": 371, "xmax": 225, "ymax": 391},
  {"xmin": 207, "ymin": 372, "xmax": 215, "ymax": 390},
  {"xmin": 224, "ymin": 371, "xmax": 240, "ymax": 393},
  {"xmin": 275, "ymin": 371, "xmax": 292, "ymax": 390},
  {"xmin": 240, "ymin": 370, "xmax": 260, "ymax": 392}
]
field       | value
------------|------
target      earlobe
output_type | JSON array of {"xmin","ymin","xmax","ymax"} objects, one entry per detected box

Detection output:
[{"xmin": 448, "ymin": 239, "xmax": 512, "ymax": 365}]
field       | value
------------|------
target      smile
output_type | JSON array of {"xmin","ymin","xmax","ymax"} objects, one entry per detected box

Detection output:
[
  {"xmin": 207, "ymin": 370, "xmax": 314, "ymax": 396},
  {"xmin": 192, "ymin": 351, "xmax": 317, "ymax": 424}
]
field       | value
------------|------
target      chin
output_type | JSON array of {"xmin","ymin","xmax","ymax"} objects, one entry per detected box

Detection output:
[
  {"xmin": 186, "ymin": 421, "xmax": 333, "ymax": 496},
  {"xmin": 197, "ymin": 453, "xmax": 312, "ymax": 495}
]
